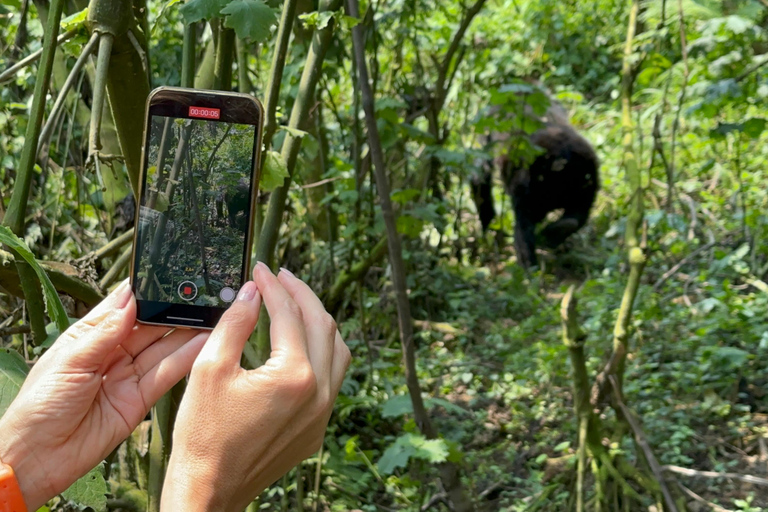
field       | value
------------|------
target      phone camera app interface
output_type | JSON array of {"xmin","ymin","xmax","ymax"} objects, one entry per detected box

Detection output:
[{"xmin": 134, "ymin": 114, "xmax": 256, "ymax": 308}]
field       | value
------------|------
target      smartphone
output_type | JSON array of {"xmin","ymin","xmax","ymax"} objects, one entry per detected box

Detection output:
[{"xmin": 130, "ymin": 87, "xmax": 264, "ymax": 329}]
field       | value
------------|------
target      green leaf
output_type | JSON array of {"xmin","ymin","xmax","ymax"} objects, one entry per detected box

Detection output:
[
  {"xmin": 0, "ymin": 226, "xmax": 70, "ymax": 335},
  {"xmin": 221, "ymin": 0, "xmax": 277, "ymax": 42},
  {"xmin": 0, "ymin": 348, "xmax": 29, "ymax": 417},
  {"xmin": 299, "ymin": 10, "xmax": 333, "ymax": 30},
  {"xmin": 377, "ymin": 434, "xmax": 449, "ymax": 475},
  {"xmin": 260, "ymin": 150, "xmax": 289, "ymax": 192},
  {"xmin": 152, "ymin": 0, "xmax": 184, "ymax": 35},
  {"xmin": 62, "ymin": 463, "xmax": 108, "ymax": 512},
  {"xmin": 713, "ymin": 346, "xmax": 750, "ymax": 367},
  {"xmin": 61, "ymin": 7, "xmax": 88, "ymax": 30},
  {"xmin": 742, "ymin": 118, "xmax": 766, "ymax": 139},
  {"xmin": 277, "ymin": 125, "xmax": 308, "ymax": 138},
  {"xmin": 179, "ymin": 0, "xmax": 230, "ymax": 24},
  {"xmin": 381, "ymin": 395, "xmax": 413, "ymax": 418}
]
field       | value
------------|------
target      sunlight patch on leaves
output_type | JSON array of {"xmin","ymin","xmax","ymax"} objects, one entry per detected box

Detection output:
[{"xmin": 62, "ymin": 463, "xmax": 108, "ymax": 512}]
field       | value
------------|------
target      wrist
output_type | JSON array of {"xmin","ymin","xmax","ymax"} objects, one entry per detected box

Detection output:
[
  {"xmin": 0, "ymin": 421, "xmax": 47, "ymax": 511},
  {"xmin": 161, "ymin": 456, "xmax": 231, "ymax": 512}
]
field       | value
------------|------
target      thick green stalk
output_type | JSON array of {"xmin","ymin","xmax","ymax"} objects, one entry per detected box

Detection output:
[
  {"xmin": 182, "ymin": 23, "xmax": 197, "ymax": 88},
  {"xmin": 255, "ymin": 0, "xmax": 342, "ymax": 266},
  {"xmin": 261, "ymin": 0, "xmax": 299, "ymax": 149},
  {"xmin": 3, "ymin": 0, "xmax": 66, "ymax": 342},
  {"xmin": 213, "ymin": 27, "xmax": 235, "ymax": 91},
  {"xmin": 194, "ymin": 38, "xmax": 216, "ymax": 89},
  {"xmin": 106, "ymin": 30, "xmax": 151, "ymax": 197},
  {"xmin": 236, "ymin": 37, "xmax": 251, "ymax": 94},
  {"xmin": 612, "ymin": 0, "xmax": 645, "ymax": 390},
  {"xmin": 90, "ymin": 34, "xmax": 114, "ymax": 156}
]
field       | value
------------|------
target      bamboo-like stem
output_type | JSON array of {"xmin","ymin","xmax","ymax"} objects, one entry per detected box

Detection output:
[
  {"xmin": 236, "ymin": 37, "xmax": 251, "ymax": 94},
  {"xmin": 38, "ymin": 32, "xmax": 100, "ymax": 156},
  {"xmin": 89, "ymin": 33, "xmax": 114, "ymax": 156},
  {"xmin": 347, "ymin": 0, "xmax": 472, "ymax": 509},
  {"xmin": 3, "ymin": 0, "xmax": 66, "ymax": 342},
  {"xmin": 99, "ymin": 246, "xmax": 131, "ymax": 289},
  {"xmin": 255, "ymin": 0, "xmax": 342, "ymax": 266},
  {"xmin": 611, "ymin": 0, "xmax": 645, "ymax": 393},
  {"xmin": 261, "ymin": 0, "xmax": 299, "ymax": 149},
  {"xmin": 0, "ymin": 28, "xmax": 77, "ymax": 84},
  {"xmin": 181, "ymin": 23, "xmax": 197, "ymax": 87},
  {"xmin": 80, "ymin": 227, "xmax": 134, "ymax": 262},
  {"xmin": 213, "ymin": 27, "xmax": 235, "ymax": 91}
]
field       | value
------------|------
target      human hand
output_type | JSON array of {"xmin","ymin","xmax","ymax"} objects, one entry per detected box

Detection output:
[
  {"xmin": 0, "ymin": 280, "xmax": 208, "ymax": 510},
  {"xmin": 161, "ymin": 263, "xmax": 351, "ymax": 512}
]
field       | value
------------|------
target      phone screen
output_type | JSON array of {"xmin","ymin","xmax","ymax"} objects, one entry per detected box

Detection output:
[{"xmin": 132, "ymin": 90, "xmax": 262, "ymax": 327}]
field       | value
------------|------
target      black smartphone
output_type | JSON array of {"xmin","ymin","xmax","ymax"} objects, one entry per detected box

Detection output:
[{"xmin": 130, "ymin": 86, "xmax": 264, "ymax": 329}]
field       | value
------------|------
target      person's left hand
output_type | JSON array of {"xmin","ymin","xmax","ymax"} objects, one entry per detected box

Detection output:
[{"xmin": 0, "ymin": 280, "xmax": 208, "ymax": 510}]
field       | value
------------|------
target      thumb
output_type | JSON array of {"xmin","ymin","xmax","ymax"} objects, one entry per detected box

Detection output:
[
  {"xmin": 62, "ymin": 279, "xmax": 136, "ymax": 370},
  {"xmin": 194, "ymin": 281, "xmax": 261, "ymax": 370}
]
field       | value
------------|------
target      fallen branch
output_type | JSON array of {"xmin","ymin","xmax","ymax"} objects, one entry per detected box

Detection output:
[
  {"xmin": 663, "ymin": 465, "xmax": 768, "ymax": 487},
  {"xmin": 676, "ymin": 482, "xmax": 734, "ymax": 512},
  {"xmin": 652, "ymin": 241, "xmax": 716, "ymax": 291}
]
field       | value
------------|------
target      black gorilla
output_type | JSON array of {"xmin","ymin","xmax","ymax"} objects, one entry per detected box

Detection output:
[
  {"xmin": 471, "ymin": 95, "xmax": 599, "ymax": 268},
  {"xmin": 223, "ymin": 177, "xmax": 251, "ymax": 231}
]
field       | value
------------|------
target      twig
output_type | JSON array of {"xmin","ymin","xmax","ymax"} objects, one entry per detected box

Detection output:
[
  {"xmin": 736, "ymin": 54, "xmax": 768, "ymax": 83},
  {"xmin": 78, "ymin": 228, "xmax": 134, "ymax": 263},
  {"xmin": 477, "ymin": 480, "xmax": 504, "ymax": 499},
  {"xmin": 0, "ymin": 28, "xmax": 78, "ymax": 84},
  {"xmin": 421, "ymin": 492, "xmax": 448, "ymax": 511},
  {"xmin": 652, "ymin": 241, "xmax": 716, "ymax": 291},
  {"xmin": 663, "ymin": 465, "xmax": 768, "ymax": 486},
  {"xmin": 0, "ymin": 325, "xmax": 31, "ymax": 336},
  {"xmin": 676, "ymin": 482, "xmax": 734, "ymax": 512},
  {"xmin": 609, "ymin": 375, "xmax": 678, "ymax": 512}
]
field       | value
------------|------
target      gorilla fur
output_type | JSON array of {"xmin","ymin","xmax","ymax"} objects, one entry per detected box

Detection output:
[{"xmin": 471, "ymin": 91, "xmax": 599, "ymax": 268}]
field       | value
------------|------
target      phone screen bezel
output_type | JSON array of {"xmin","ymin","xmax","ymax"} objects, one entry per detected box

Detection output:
[{"xmin": 129, "ymin": 86, "xmax": 264, "ymax": 329}]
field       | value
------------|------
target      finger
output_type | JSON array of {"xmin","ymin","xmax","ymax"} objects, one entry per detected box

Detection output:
[
  {"xmin": 133, "ymin": 328, "xmax": 205, "ymax": 378},
  {"xmin": 121, "ymin": 324, "xmax": 177, "ymax": 358},
  {"xmin": 253, "ymin": 262, "xmax": 310, "ymax": 361},
  {"xmin": 277, "ymin": 268, "xmax": 336, "ymax": 380},
  {"xmin": 330, "ymin": 331, "xmax": 352, "ymax": 397},
  {"xmin": 194, "ymin": 281, "xmax": 261, "ymax": 369},
  {"xmin": 139, "ymin": 332, "xmax": 209, "ymax": 408},
  {"xmin": 64, "ymin": 280, "xmax": 136, "ymax": 370}
]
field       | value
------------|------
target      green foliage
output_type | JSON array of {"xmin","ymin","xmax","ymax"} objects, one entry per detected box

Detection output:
[
  {"xmin": 377, "ymin": 433, "xmax": 449, "ymax": 475},
  {"xmin": 62, "ymin": 463, "xmax": 108, "ymax": 512},
  {"xmin": 0, "ymin": 348, "xmax": 28, "ymax": 416},
  {"xmin": 260, "ymin": 150, "xmax": 289, "ymax": 192},
  {"xmin": 220, "ymin": 0, "xmax": 277, "ymax": 41},
  {"xmin": 0, "ymin": 226, "xmax": 69, "ymax": 334}
]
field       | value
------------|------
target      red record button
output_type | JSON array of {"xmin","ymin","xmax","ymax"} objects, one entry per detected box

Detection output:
[{"xmin": 178, "ymin": 281, "xmax": 198, "ymax": 301}]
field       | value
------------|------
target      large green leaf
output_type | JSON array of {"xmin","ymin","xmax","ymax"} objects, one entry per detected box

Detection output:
[
  {"xmin": 260, "ymin": 150, "xmax": 289, "ymax": 192},
  {"xmin": 377, "ymin": 434, "xmax": 449, "ymax": 475},
  {"xmin": 62, "ymin": 463, "xmax": 108, "ymax": 512},
  {"xmin": 220, "ymin": 0, "xmax": 277, "ymax": 42},
  {"xmin": 0, "ymin": 348, "xmax": 29, "ymax": 416},
  {"xmin": 179, "ymin": 0, "xmax": 231, "ymax": 24},
  {"xmin": 0, "ymin": 226, "xmax": 69, "ymax": 334}
]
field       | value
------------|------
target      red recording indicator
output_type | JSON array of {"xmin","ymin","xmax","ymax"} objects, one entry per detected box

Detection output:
[{"xmin": 189, "ymin": 106, "xmax": 221, "ymax": 119}]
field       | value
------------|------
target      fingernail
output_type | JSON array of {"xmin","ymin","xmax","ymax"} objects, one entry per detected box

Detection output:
[
  {"xmin": 115, "ymin": 280, "xmax": 133, "ymax": 309},
  {"xmin": 256, "ymin": 261, "xmax": 271, "ymax": 274},
  {"xmin": 279, "ymin": 267, "xmax": 295, "ymax": 278},
  {"xmin": 237, "ymin": 281, "xmax": 258, "ymax": 301}
]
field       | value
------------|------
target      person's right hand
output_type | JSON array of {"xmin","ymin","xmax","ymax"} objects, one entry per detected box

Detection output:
[{"xmin": 160, "ymin": 262, "xmax": 350, "ymax": 512}]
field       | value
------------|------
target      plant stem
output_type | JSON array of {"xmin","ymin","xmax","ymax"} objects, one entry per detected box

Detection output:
[
  {"xmin": 347, "ymin": 0, "xmax": 472, "ymax": 508},
  {"xmin": 255, "ymin": 0, "xmax": 342, "ymax": 266},
  {"xmin": 213, "ymin": 27, "xmax": 235, "ymax": 90},
  {"xmin": 3, "ymin": 0, "xmax": 66, "ymax": 342},
  {"xmin": 0, "ymin": 28, "xmax": 76, "ymax": 84},
  {"xmin": 89, "ymin": 33, "xmax": 114, "ymax": 156},
  {"xmin": 262, "ymin": 0, "xmax": 298, "ymax": 149}
]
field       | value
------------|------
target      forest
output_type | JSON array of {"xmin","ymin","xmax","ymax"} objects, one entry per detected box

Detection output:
[{"xmin": 1, "ymin": 0, "xmax": 768, "ymax": 510}]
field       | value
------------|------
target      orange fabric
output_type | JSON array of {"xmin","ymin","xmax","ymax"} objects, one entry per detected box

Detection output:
[{"xmin": 0, "ymin": 462, "xmax": 27, "ymax": 512}]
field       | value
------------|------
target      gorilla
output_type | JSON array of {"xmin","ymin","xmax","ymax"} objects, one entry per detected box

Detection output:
[
  {"xmin": 471, "ymin": 88, "xmax": 599, "ymax": 268},
  {"xmin": 223, "ymin": 177, "xmax": 251, "ymax": 232}
]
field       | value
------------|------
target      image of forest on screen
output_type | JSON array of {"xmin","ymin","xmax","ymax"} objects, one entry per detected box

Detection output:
[{"xmin": 134, "ymin": 116, "xmax": 255, "ymax": 307}]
